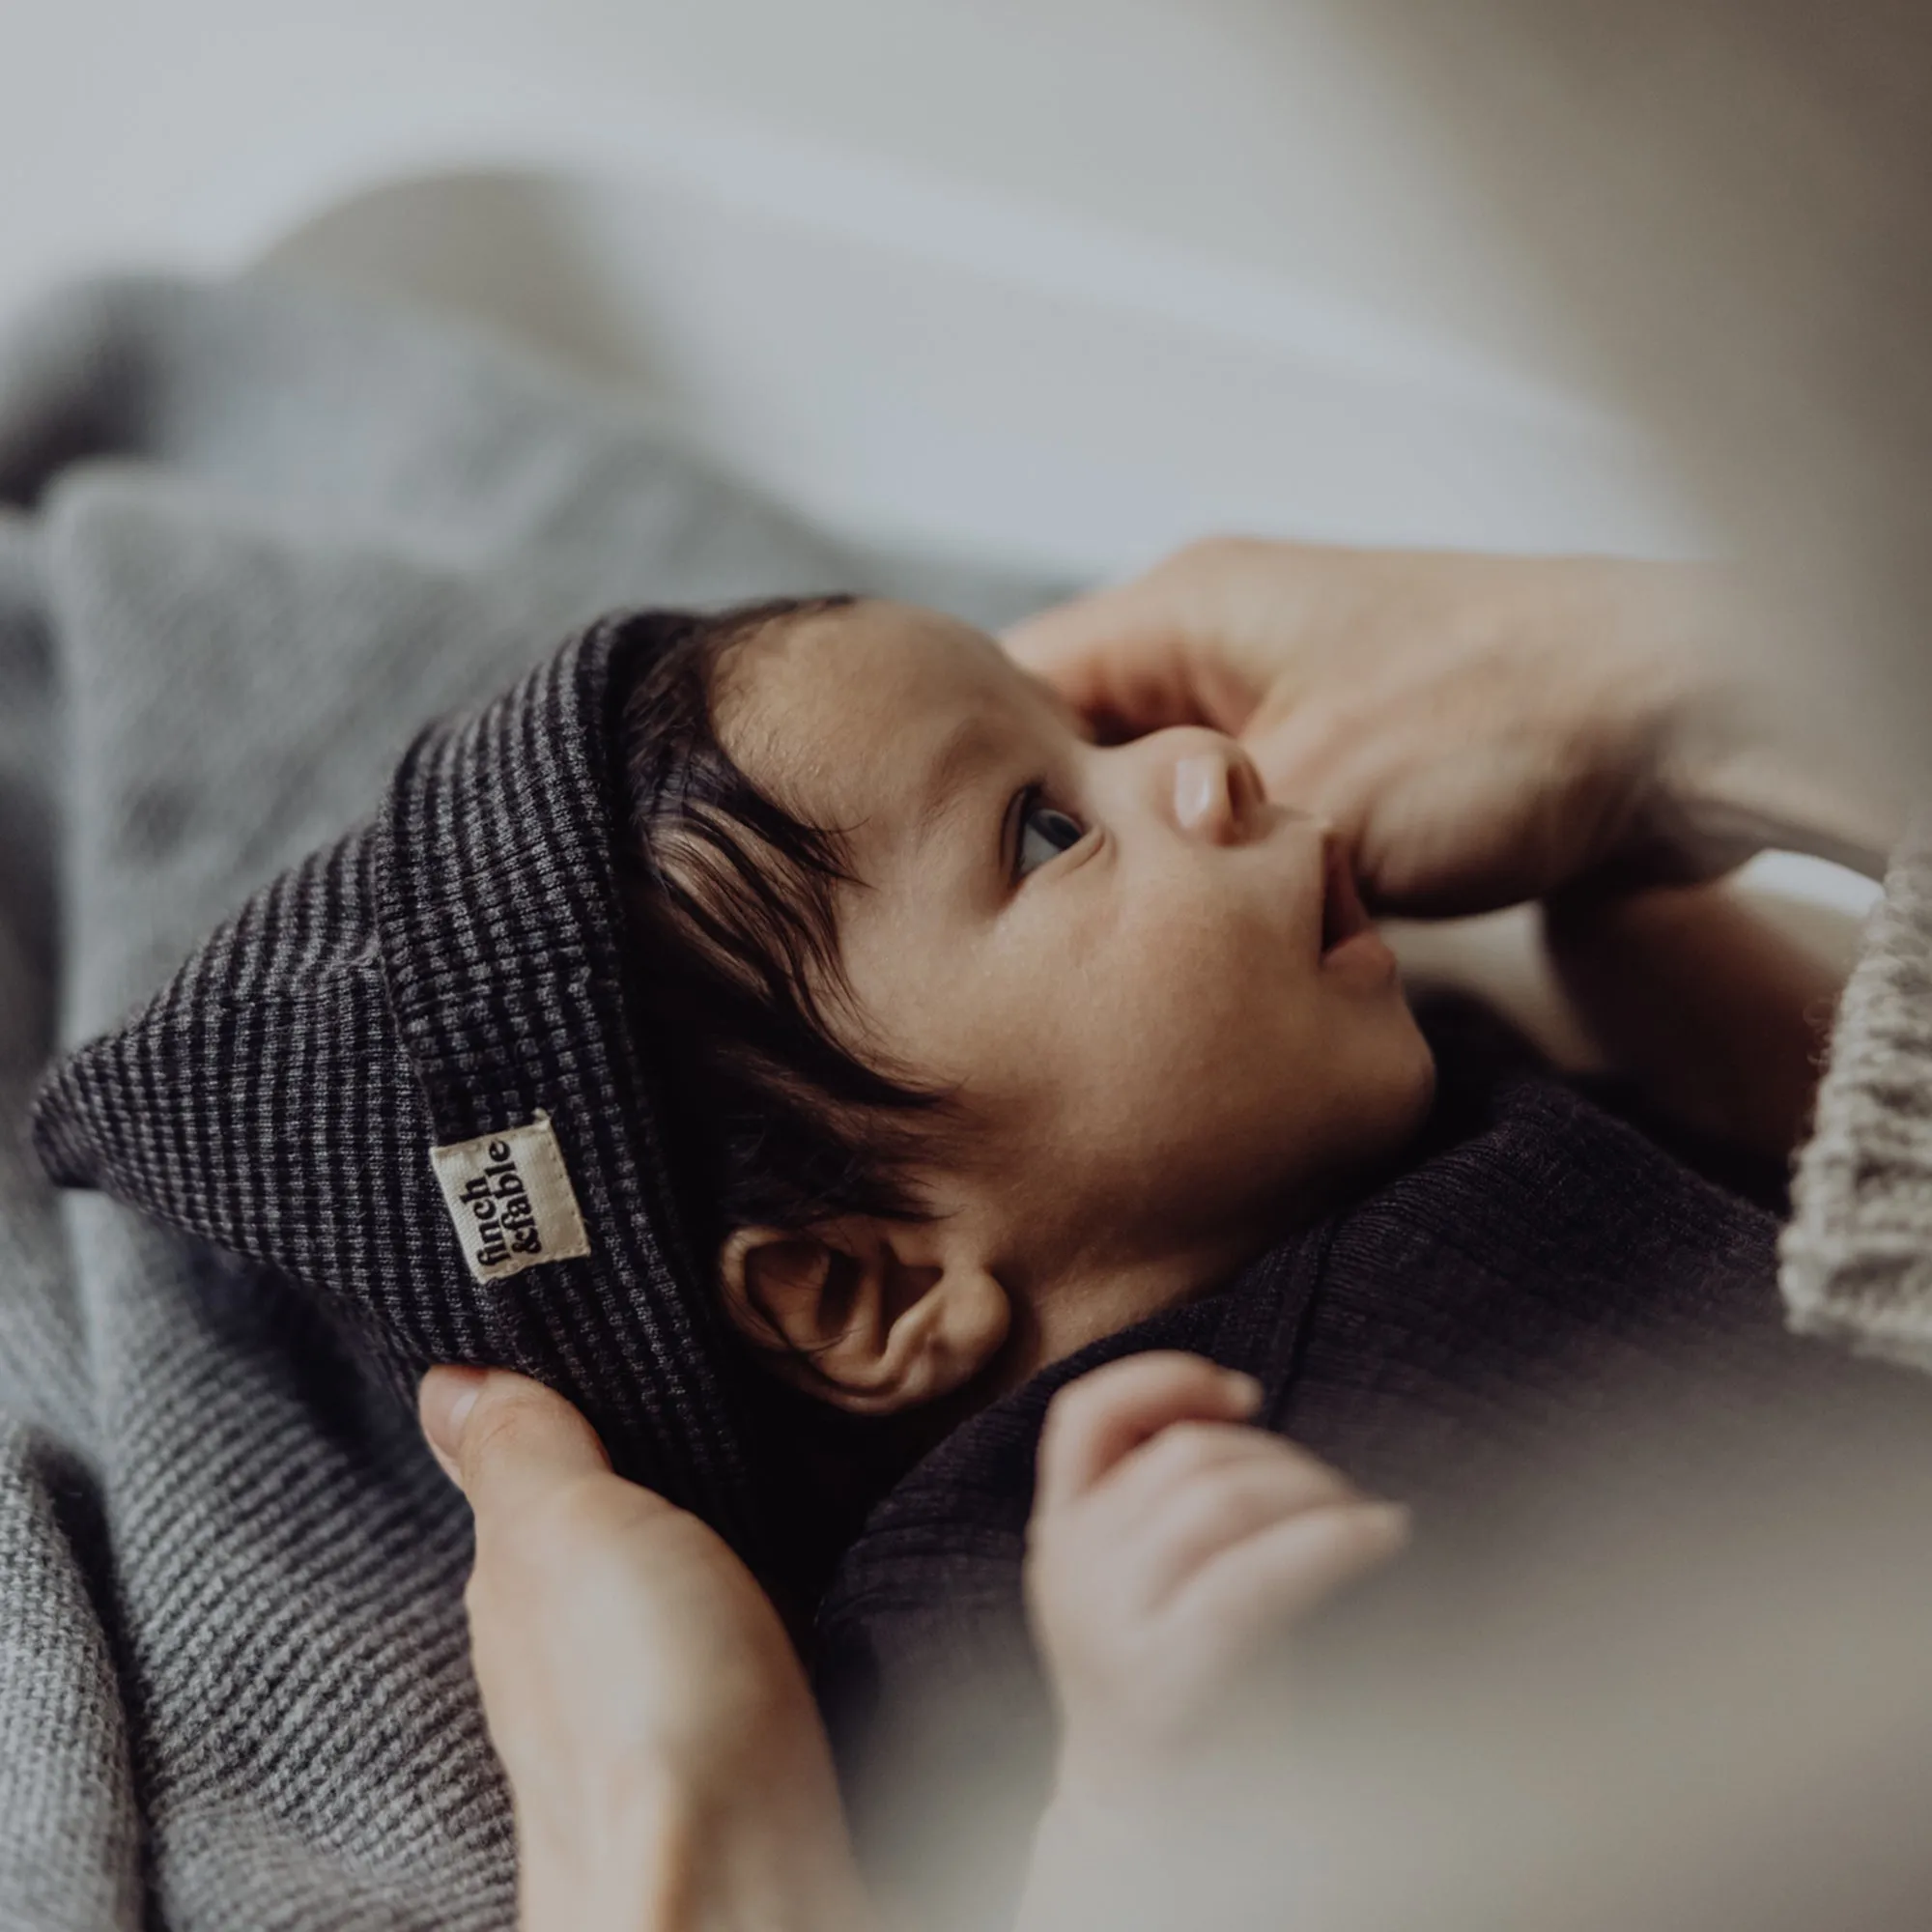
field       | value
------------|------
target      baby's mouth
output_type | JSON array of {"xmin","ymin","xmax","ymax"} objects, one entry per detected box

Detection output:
[{"xmin": 1319, "ymin": 838, "xmax": 1373, "ymax": 955}]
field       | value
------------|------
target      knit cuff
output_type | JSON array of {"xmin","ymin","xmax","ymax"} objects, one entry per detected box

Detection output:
[{"xmin": 1781, "ymin": 809, "xmax": 1932, "ymax": 1366}]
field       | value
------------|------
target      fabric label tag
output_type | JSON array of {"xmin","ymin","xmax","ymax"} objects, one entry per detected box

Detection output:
[{"xmin": 430, "ymin": 1109, "xmax": 591, "ymax": 1284}]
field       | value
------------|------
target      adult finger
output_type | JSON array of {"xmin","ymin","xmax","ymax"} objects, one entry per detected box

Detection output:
[
  {"xmin": 1036, "ymin": 1353, "xmax": 1262, "ymax": 1515},
  {"xmin": 1003, "ymin": 589, "xmax": 1259, "ymax": 737},
  {"xmin": 418, "ymin": 1366, "xmax": 612, "ymax": 1520}
]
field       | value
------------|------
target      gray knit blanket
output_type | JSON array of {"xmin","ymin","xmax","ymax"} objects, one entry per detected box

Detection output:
[{"xmin": 0, "ymin": 273, "xmax": 1049, "ymax": 1931}]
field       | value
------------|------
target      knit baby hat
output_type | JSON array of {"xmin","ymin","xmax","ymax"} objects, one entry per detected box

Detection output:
[{"xmin": 31, "ymin": 611, "xmax": 763, "ymax": 1561}]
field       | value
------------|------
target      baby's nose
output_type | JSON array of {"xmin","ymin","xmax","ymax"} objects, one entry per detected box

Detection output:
[{"xmin": 1172, "ymin": 744, "xmax": 1264, "ymax": 842}]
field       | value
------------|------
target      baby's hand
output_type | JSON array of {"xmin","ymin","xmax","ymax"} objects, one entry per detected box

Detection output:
[{"xmin": 1025, "ymin": 1351, "xmax": 1407, "ymax": 1797}]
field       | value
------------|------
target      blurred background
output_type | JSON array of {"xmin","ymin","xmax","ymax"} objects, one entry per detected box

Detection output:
[{"xmin": 0, "ymin": 0, "xmax": 1706, "ymax": 581}]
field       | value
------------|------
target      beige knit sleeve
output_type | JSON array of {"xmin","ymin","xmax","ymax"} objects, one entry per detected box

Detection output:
[{"xmin": 1782, "ymin": 813, "xmax": 1932, "ymax": 1366}]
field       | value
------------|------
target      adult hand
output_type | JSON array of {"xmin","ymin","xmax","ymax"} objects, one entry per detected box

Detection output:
[
  {"xmin": 1006, "ymin": 537, "xmax": 1751, "ymax": 917},
  {"xmin": 417, "ymin": 1366, "xmax": 873, "ymax": 1932}
]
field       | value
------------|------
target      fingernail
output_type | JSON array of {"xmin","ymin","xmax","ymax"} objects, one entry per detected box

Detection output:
[
  {"xmin": 419, "ymin": 1365, "xmax": 487, "ymax": 1458},
  {"xmin": 1361, "ymin": 1501, "xmax": 1412, "ymax": 1546},
  {"xmin": 1223, "ymin": 1370, "xmax": 1264, "ymax": 1412}
]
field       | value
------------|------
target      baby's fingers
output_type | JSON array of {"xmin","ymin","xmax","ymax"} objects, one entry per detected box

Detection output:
[
  {"xmin": 1037, "ymin": 1353, "xmax": 1262, "ymax": 1514},
  {"xmin": 1117, "ymin": 1446, "xmax": 1366, "ymax": 1613},
  {"xmin": 1164, "ymin": 1498, "xmax": 1410, "ymax": 1680}
]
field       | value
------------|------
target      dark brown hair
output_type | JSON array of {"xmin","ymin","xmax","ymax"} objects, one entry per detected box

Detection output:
[{"xmin": 615, "ymin": 597, "xmax": 954, "ymax": 1263}]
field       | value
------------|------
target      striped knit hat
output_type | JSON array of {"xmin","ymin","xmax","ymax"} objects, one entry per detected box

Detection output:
[{"xmin": 31, "ymin": 612, "xmax": 763, "ymax": 1561}]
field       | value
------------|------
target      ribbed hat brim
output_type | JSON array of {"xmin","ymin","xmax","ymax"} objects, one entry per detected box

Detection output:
[{"xmin": 33, "ymin": 614, "xmax": 764, "ymax": 1562}]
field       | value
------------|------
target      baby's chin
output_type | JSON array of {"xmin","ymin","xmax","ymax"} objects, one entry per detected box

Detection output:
[
  {"xmin": 1393, "ymin": 1030, "xmax": 1440, "ymax": 1151},
  {"xmin": 1381, "ymin": 999, "xmax": 1440, "ymax": 1136},
  {"xmin": 1307, "ymin": 1019, "xmax": 1439, "ymax": 1214}
]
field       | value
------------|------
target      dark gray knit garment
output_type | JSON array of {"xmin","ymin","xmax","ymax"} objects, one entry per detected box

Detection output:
[
  {"xmin": 815, "ymin": 1006, "xmax": 1932, "ymax": 1932},
  {"xmin": 32, "ymin": 611, "xmax": 766, "ymax": 1560},
  {"xmin": 0, "ymin": 271, "xmax": 1051, "ymax": 1930}
]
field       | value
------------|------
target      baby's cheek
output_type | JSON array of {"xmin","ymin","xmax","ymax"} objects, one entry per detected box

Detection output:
[{"xmin": 1116, "ymin": 966, "xmax": 1305, "ymax": 1147}]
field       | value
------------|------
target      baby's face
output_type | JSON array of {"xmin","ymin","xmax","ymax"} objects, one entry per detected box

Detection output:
[{"xmin": 718, "ymin": 600, "xmax": 1435, "ymax": 1353}]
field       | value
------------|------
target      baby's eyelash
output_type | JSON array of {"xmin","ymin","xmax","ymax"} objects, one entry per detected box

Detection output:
[
  {"xmin": 1007, "ymin": 784, "xmax": 1089, "ymax": 884},
  {"xmin": 1002, "ymin": 783, "xmax": 1043, "ymax": 883}
]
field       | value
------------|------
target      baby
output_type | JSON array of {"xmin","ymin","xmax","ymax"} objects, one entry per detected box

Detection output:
[
  {"xmin": 610, "ymin": 588, "xmax": 1871, "ymax": 1923},
  {"xmin": 611, "ymin": 589, "xmax": 1444, "ymax": 1913}
]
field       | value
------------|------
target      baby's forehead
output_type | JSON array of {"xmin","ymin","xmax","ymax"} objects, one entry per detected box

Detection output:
[
  {"xmin": 732, "ymin": 597, "xmax": 998, "ymax": 700},
  {"xmin": 719, "ymin": 600, "xmax": 1018, "ymax": 814}
]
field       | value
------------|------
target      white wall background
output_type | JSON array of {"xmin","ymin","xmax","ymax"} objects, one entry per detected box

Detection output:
[
  {"xmin": 2, "ymin": 0, "xmax": 1707, "ymax": 572},
  {"xmin": 4, "ymin": 2, "xmax": 1523, "ymax": 353}
]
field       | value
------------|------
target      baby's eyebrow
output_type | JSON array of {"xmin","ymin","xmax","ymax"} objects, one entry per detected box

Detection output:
[{"xmin": 909, "ymin": 713, "xmax": 1005, "ymax": 846}]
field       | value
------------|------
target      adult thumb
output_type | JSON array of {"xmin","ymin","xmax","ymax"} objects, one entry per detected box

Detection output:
[
  {"xmin": 1003, "ymin": 585, "xmax": 1181, "ymax": 719},
  {"xmin": 1005, "ymin": 587, "xmax": 1256, "ymax": 737},
  {"xmin": 418, "ymin": 1365, "xmax": 612, "ymax": 1516}
]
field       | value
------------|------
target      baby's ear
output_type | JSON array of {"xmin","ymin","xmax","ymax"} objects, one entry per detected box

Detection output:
[{"xmin": 718, "ymin": 1221, "xmax": 1009, "ymax": 1414}]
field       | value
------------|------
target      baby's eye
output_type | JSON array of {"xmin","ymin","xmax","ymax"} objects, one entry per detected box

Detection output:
[{"xmin": 1013, "ymin": 790, "xmax": 1086, "ymax": 880}]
